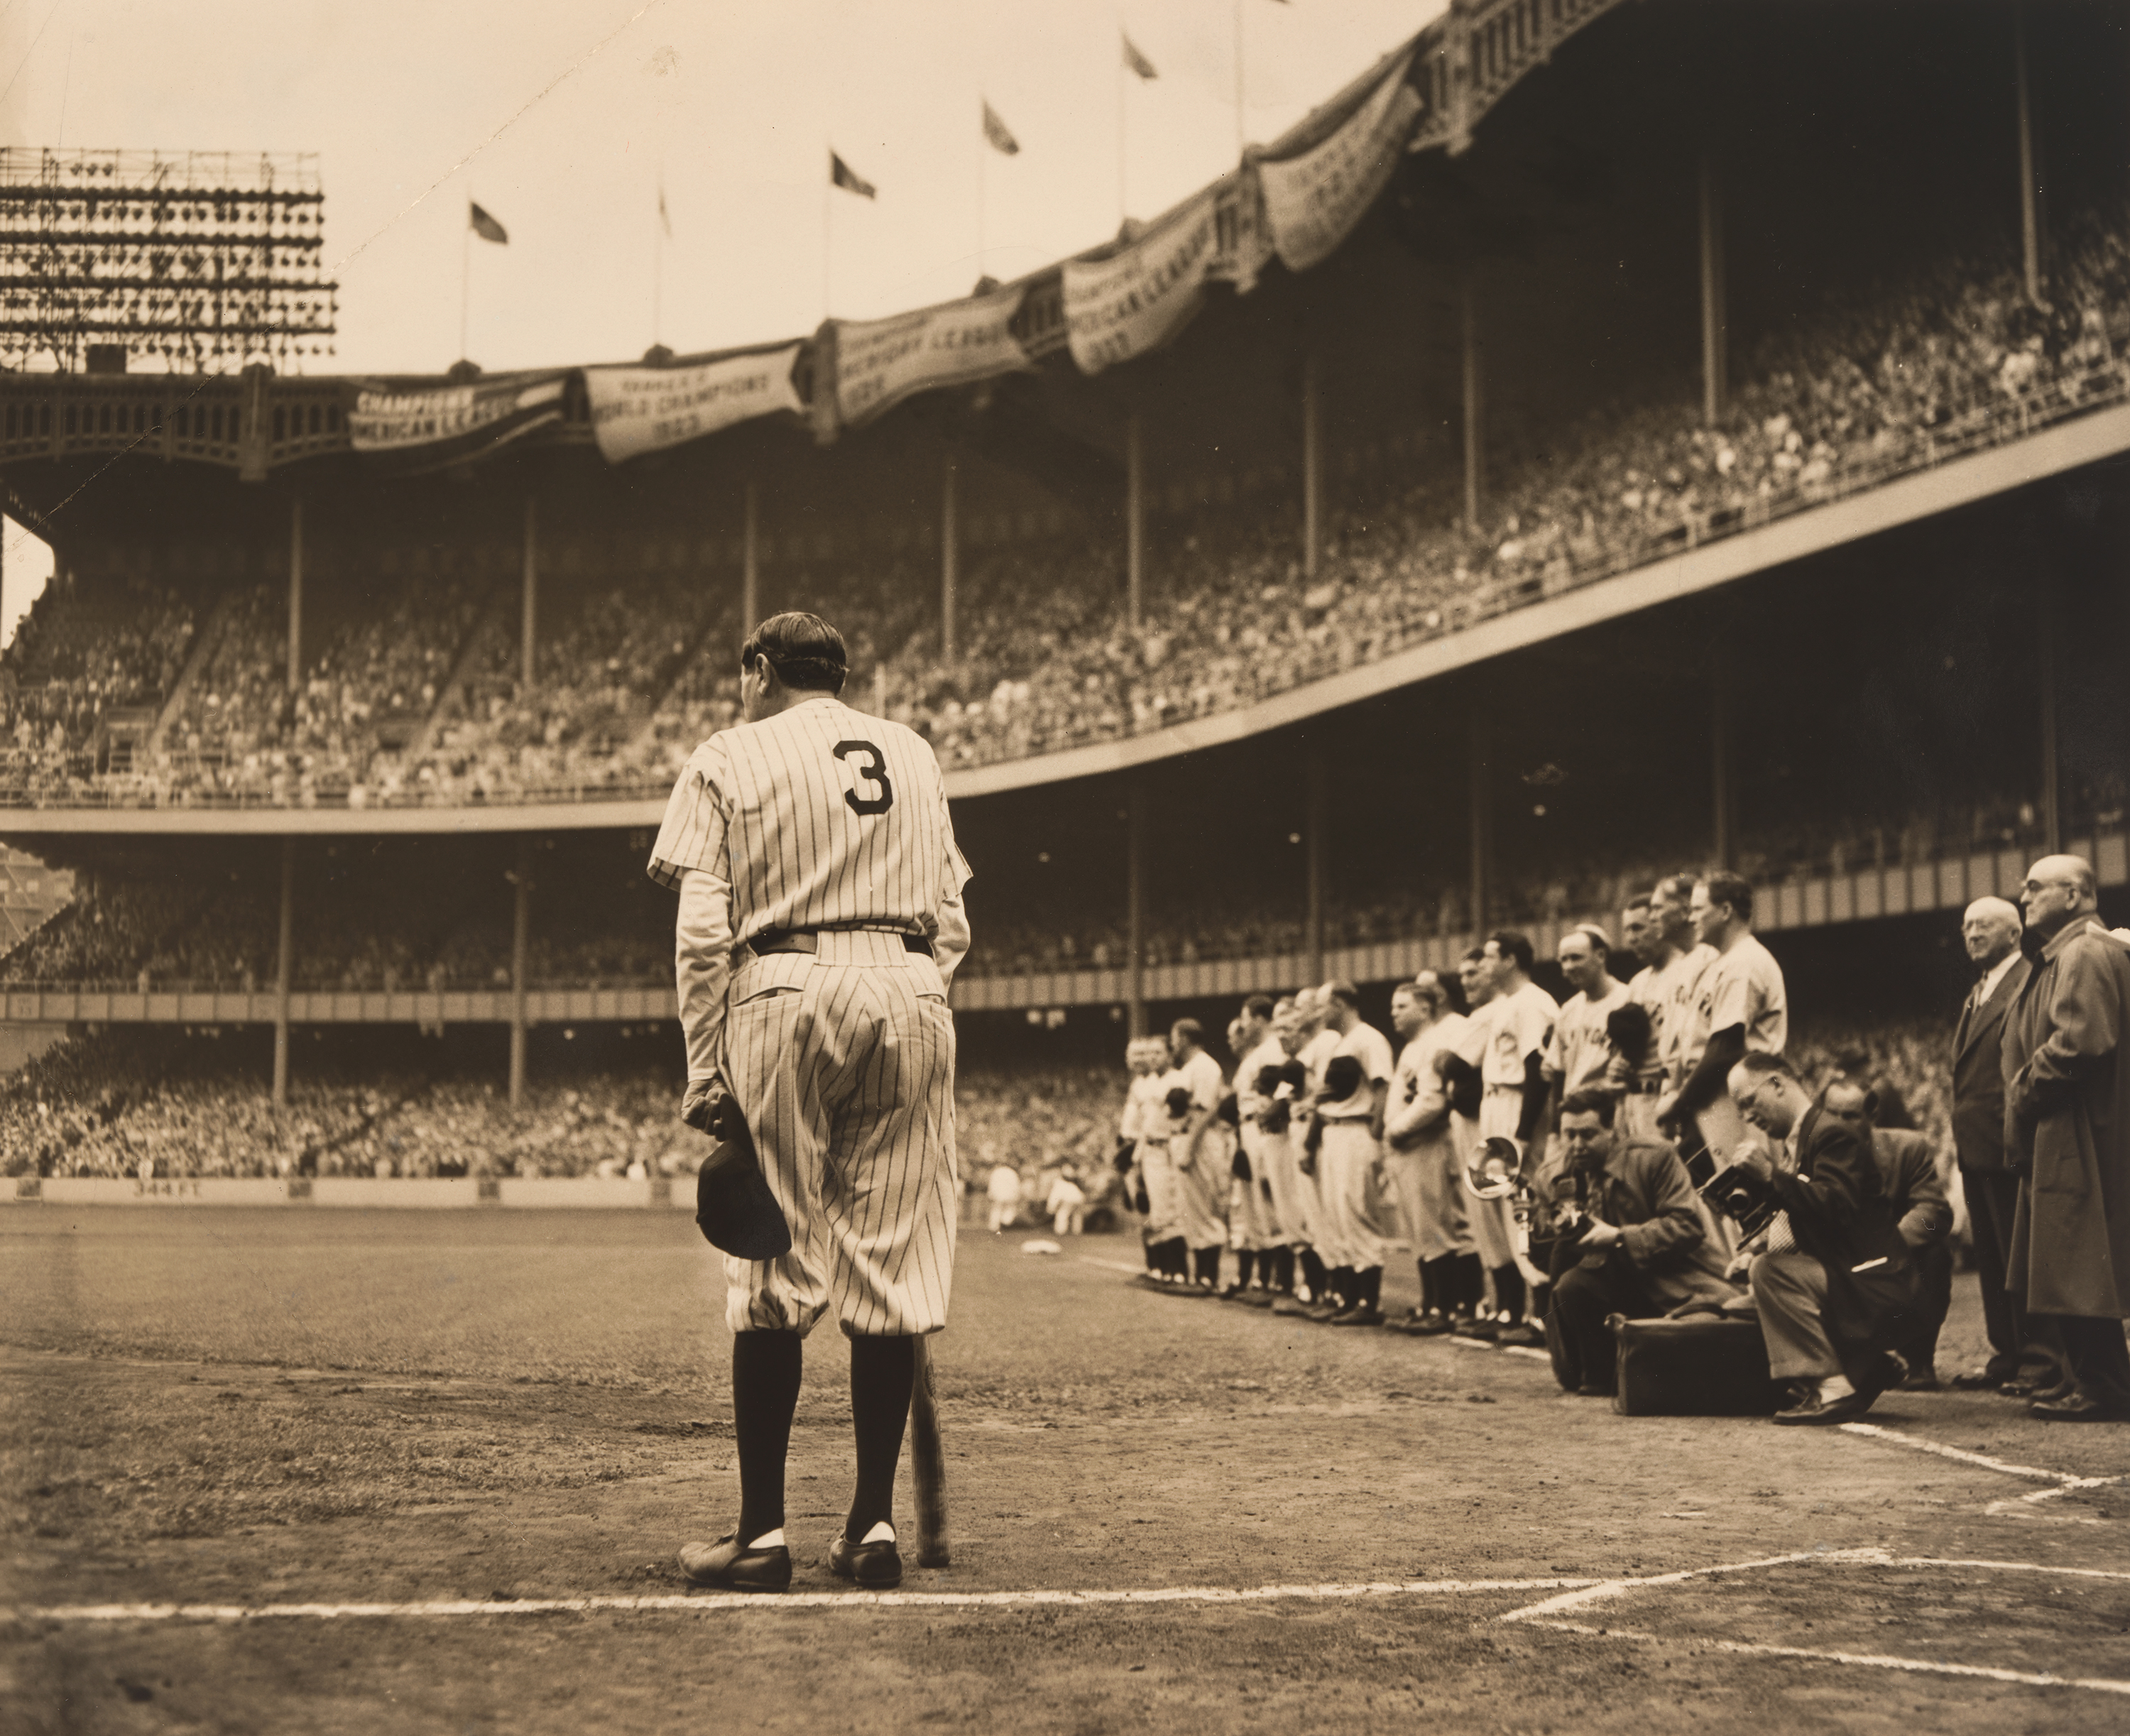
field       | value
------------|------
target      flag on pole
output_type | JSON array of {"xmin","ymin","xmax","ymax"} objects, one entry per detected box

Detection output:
[
  {"xmin": 1123, "ymin": 33, "xmax": 1158, "ymax": 79},
  {"xmin": 830, "ymin": 150, "xmax": 877, "ymax": 199},
  {"xmin": 981, "ymin": 99, "xmax": 1020, "ymax": 155},
  {"xmin": 469, "ymin": 202, "xmax": 509, "ymax": 244}
]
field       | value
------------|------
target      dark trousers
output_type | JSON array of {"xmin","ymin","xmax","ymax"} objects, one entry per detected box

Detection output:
[
  {"xmin": 1897, "ymin": 1240, "xmax": 1954, "ymax": 1377},
  {"xmin": 1547, "ymin": 1246, "xmax": 1660, "ymax": 1394},
  {"xmin": 1965, "ymin": 1167, "xmax": 2062, "ymax": 1381},
  {"xmin": 2050, "ymin": 1315, "xmax": 2130, "ymax": 1412}
]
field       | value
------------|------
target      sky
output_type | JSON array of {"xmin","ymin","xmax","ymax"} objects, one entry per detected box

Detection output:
[{"xmin": 1, "ymin": 0, "xmax": 1443, "ymax": 640}]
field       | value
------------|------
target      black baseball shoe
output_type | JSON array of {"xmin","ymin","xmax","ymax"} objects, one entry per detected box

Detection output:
[
  {"xmin": 1495, "ymin": 1321, "xmax": 1545, "ymax": 1349},
  {"xmin": 677, "ymin": 1533, "xmax": 792, "ymax": 1592},
  {"xmin": 829, "ymin": 1529, "xmax": 905, "ymax": 1588},
  {"xmin": 1771, "ymin": 1385, "xmax": 1875, "ymax": 1426},
  {"xmin": 1326, "ymin": 1304, "xmax": 1384, "ymax": 1327}
]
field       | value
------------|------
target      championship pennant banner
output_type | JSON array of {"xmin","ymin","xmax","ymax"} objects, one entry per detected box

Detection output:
[
  {"xmin": 584, "ymin": 344, "xmax": 804, "ymax": 463},
  {"xmin": 1061, "ymin": 192, "xmax": 1218, "ymax": 376},
  {"xmin": 1258, "ymin": 53, "xmax": 1420, "ymax": 274},
  {"xmin": 832, "ymin": 284, "xmax": 1032, "ymax": 427},
  {"xmin": 346, "ymin": 372, "xmax": 568, "ymax": 467}
]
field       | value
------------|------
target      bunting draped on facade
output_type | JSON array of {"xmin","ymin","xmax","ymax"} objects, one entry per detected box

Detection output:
[
  {"xmin": 831, "ymin": 282, "xmax": 1032, "ymax": 428},
  {"xmin": 1061, "ymin": 192, "xmax": 1219, "ymax": 376},
  {"xmin": 583, "ymin": 344, "xmax": 805, "ymax": 463},
  {"xmin": 1257, "ymin": 52, "xmax": 1420, "ymax": 273},
  {"xmin": 346, "ymin": 371, "xmax": 567, "ymax": 468}
]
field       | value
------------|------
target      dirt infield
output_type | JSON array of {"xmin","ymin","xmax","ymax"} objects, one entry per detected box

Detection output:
[{"xmin": 4, "ymin": 1207, "xmax": 2127, "ymax": 1734}]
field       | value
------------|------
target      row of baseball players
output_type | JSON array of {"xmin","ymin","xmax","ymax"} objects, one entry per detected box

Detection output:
[{"xmin": 1113, "ymin": 870, "xmax": 1785, "ymax": 1336}]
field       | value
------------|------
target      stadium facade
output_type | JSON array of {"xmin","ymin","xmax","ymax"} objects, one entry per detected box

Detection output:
[{"xmin": 3, "ymin": 0, "xmax": 2126, "ymax": 1105}]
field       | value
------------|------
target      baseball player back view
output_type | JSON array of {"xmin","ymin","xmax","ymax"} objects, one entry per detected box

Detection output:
[{"xmin": 650, "ymin": 612, "xmax": 971, "ymax": 1595}]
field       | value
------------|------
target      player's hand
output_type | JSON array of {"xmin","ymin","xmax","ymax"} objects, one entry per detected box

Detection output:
[
  {"xmin": 1580, "ymin": 1218, "xmax": 1623, "ymax": 1250},
  {"xmin": 681, "ymin": 1076, "xmax": 729, "ymax": 1136}
]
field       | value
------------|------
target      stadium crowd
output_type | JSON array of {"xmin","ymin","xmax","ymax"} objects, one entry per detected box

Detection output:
[
  {"xmin": 4, "ymin": 217, "xmax": 2130, "ymax": 812},
  {"xmin": 1103, "ymin": 860, "xmax": 2130, "ymax": 1425}
]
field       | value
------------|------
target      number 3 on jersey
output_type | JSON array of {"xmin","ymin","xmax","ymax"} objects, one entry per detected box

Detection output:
[{"xmin": 833, "ymin": 740, "xmax": 895, "ymax": 815}]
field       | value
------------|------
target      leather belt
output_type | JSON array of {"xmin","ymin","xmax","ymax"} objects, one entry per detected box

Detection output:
[
  {"xmin": 1627, "ymin": 1078, "xmax": 1664, "ymax": 1096},
  {"xmin": 746, "ymin": 927, "xmax": 930, "ymax": 959}
]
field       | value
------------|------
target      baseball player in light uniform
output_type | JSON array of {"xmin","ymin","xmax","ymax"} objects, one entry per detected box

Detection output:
[
  {"xmin": 1164, "ymin": 1019, "xmax": 1234, "ymax": 1293},
  {"xmin": 1383, "ymin": 972, "xmax": 1481, "ymax": 1334},
  {"xmin": 1661, "ymin": 870, "xmax": 1788, "ymax": 1167},
  {"xmin": 1645, "ymin": 872, "xmax": 1717, "ymax": 1162},
  {"xmin": 1282, "ymin": 986, "xmax": 1344, "ymax": 1311},
  {"xmin": 1544, "ymin": 926, "xmax": 1631, "ymax": 1131},
  {"xmin": 1443, "ymin": 932, "xmax": 1556, "ymax": 1348},
  {"xmin": 1227, "ymin": 999, "xmax": 1287, "ymax": 1302},
  {"xmin": 1307, "ymin": 980, "xmax": 1396, "ymax": 1325},
  {"xmin": 1615, "ymin": 896, "xmax": 1670, "ymax": 1143},
  {"xmin": 1256, "ymin": 997, "xmax": 1316, "ymax": 1312},
  {"xmin": 656, "ymin": 613, "xmax": 970, "ymax": 1596},
  {"xmin": 1120, "ymin": 1036, "xmax": 1179, "ymax": 1286}
]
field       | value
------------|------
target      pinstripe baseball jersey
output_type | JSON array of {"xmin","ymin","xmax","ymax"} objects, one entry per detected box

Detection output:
[{"xmin": 646, "ymin": 696, "xmax": 971, "ymax": 941}]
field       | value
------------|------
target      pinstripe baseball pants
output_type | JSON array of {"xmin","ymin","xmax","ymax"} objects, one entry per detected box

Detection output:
[{"xmin": 721, "ymin": 932, "xmax": 959, "ymax": 1338}]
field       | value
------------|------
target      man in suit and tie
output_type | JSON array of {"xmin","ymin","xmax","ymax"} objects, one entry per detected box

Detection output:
[{"xmin": 1950, "ymin": 896, "xmax": 2058, "ymax": 1394}]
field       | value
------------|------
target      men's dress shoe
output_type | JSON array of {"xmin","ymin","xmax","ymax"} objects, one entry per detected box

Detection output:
[
  {"xmin": 1269, "ymin": 1295, "xmax": 1314, "ymax": 1316},
  {"xmin": 1950, "ymin": 1367, "xmax": 2009, "ymax": 1392},
  {"xmin": 2031, "ymin": 1393, "xmax": 2130, "ymax": 1422},
  {"xmin": 1771, "ymin": 1387, "xmax": 1877, "ymax": 1426},
  {"xmin": 1327, "ymin": 1304, "xmax": 1384, "ymax": 1327},
  {"xmin": 829, "ymin": 1532, "xmax": 904, "ymax": 1588},
  {"xmin": 1495, "ymin": 1323, "xmax": 1546, "ymax": 1350},
  {"xmin": 677, "ymin": 1534, "xmax": 792, "ymax": 1592}
]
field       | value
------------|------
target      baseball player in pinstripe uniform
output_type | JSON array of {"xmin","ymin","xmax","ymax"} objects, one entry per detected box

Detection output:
[{"xmin": 652, "ymin": 613, "xmax": 971, "ymax": 1595}]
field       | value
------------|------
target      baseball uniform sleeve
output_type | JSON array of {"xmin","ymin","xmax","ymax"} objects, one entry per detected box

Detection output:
[
  {"xmin": 932, "ymin": 787, "xmax": 974, "ymax": 987},
  {"xmin": 1703, "ymin": 955, "xmax": 1763, "ymax": 1047},
  {"xmin": 646, "ymin": 742, "xmax": 731, "ymax": 892},
  {"xmin": 674, "ymin": 866, "xmax": 733, "ymax": 1081},
  {"xmin": 1541, "ymin": 1003, "xmax": 1570, "ymax": 1083}
]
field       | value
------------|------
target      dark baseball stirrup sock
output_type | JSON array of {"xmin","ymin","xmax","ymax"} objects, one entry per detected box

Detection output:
[
  {"xmin": 1453, "ymin": 1252, "xmax": 1485, "ymax": 1313},
  {"xmin": 845, "ymin": 1334, "xmax": 916, "ymax": 1543},
  {"xmin": 732, "ymin": 1330, "xmax": 804, "ymax": 1544},
  {"xmin": 1492, "ymin": 1262, "xmax": 1526, "ymax": 1323},
  {"xmin": 1360, "ymin": 1267, "xmax": 1382, "ymax": 1309},
  {"xmin": 1299, "ymin": 1247, "xmax": 1327, "ymax": 1296},
  {"xmin": 1418, "ymin": 1257, "xmax": 1438, "ymax": 1315},
  {"xmin": 1235, "ymin": 1249, "xmax": 1257, "ymax": 1287},
  {"xmin": 1194, "ymin": 1245, "xmax": 1223, "ymax": 1286},
  {"xmin": 1326, "ymin": 1267, "xmax": 1355, "ymax": 1307},
  {"xmin": 1142, "ymin": 1238, "xmax": 1157, "ymax": 1274},
  {"xmin": 1273, "ymin": 1246, "xmax": 1295, "ymax": 1292},
  {"xmin": 1164, "ymin": 1238, "xmax": 1189, "ymax": 1279}
]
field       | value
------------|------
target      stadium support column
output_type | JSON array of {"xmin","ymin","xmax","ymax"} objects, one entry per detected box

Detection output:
[
  {"xmin": 743, "ymin": 479, "xmax": 760, "ymax": 629},
  {"xmin": 2015, "ymin": 6, "xmax": 2043, "ymax": 307},
  {"xmin": 273, "ymin": 839, "xmax": 295, "ymax": 1110},
  {"xmin": 941, "ymin": 452, "xmax": 958, "ymax": 663},
  {"xmin": 2040, "ymin": 577, "xmax": 2062, "ymax": 855},
  {"xmin": 1126, "ymin": 780, "xmax": 1147, "ymax": 1039},
  {"xmin": 1301, "ymin": 352, "xmax": 1321, "ymax": 580},
  {"xmin": 520, "ymin": 496, "xmax": 537, "ymax": 689},
  {"xmin": 1468, "ymin": 706, "xmax": 1491, "ymax": 938},
  {"xmin": 285, "ymin": 498, "xmax": 303, "ymax": 694},
  {"xmin": 1125, "ymin": 413, "xmax": 1144, "ymax": 631},
  {"xmin": 1461, "ymin": 275, "xmax": 1485, "ymax": 533},
  {"xmin": 1711, "ymin": 672, "xmax": 1737, "ymax": 870},
  {"xmin": 508, "ymin": 837, "xmax": 533, "ymax": 1108},
  {"xmin": 1699, "ymin": 155, "xmax": 1727, "ymax": 426},
  {"xmin": 1304, "ymin": 748, "xmax": 1328, "ymax": 986}
]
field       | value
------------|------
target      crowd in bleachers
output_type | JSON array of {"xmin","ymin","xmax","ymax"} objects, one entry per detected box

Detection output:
[{"xmin": 4, "ymin": 219, "xmax": 2129, "ymax": 812}]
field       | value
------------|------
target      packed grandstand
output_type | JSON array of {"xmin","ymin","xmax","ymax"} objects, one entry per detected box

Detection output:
[{"xmin": 3, "ymin": 0, "xmax": 2127, "ymax": 1181}]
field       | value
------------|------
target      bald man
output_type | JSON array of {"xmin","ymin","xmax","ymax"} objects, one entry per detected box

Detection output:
[
  {"xmin": 1948, "ymin": 896, "xmax": 2055, "ymax": 1393},
  {"xmin": 2002, "ymin": 855, "xmax": 2130, "ymax": 1421}
]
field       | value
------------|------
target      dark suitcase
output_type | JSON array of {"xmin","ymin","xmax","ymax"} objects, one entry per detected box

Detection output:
[{"xmin": 1607, "ymin": 1311, "xmax": 1788, "ymax": 1416}]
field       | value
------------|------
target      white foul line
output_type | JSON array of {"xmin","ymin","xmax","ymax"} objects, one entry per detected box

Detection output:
[
  {"xmin": 1524, "ymin": 1618, "xmax": 2130, "ymax": 1698},
  {"xmin": 13, "ymin": 1574, "xmax": 1601, "ymax": 1625},
  {"xmin": 1835, "ymin": 1420, "xmax": 2122, "ymax": 1524}
]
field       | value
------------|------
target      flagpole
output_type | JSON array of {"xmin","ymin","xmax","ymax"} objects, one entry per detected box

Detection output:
[
  {"xmin": 653, "ymin": 171, "xmax": 665, "ymax": 348},
  {"xmin": 1118, "ymin": 44, "xmax": 1127, "ymax": 226},
  {"xmin": 1233, "ymin": 0, "xmax": 1246, "ymax": 154},
  {"xmin": 822, "ymin": 145, "xmax": 833, "ymax": 322},
  {"xmin": 977, "ymin": 99, "xmax": 987, "ymax": 284}
]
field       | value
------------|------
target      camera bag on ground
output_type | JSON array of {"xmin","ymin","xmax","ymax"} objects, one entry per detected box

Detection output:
[{"xmin": 1606, "ymin": 1310, "xmax": 1788, "ymax": 1416}]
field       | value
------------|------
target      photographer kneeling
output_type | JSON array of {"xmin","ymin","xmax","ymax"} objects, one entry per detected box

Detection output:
[
  {"xmin": 1727, "ymin": 1053, "xmax": 1922, "ymax": 1425},
  {"xmin": 1543, "ymin": 1091, "xmax": 1739, "ymax": 1397}
]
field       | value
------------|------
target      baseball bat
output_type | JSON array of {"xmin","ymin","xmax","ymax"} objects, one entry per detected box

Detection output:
[{"xmin": 908, "ymin": 1336, "xmax": 950, "ymax": 1568}]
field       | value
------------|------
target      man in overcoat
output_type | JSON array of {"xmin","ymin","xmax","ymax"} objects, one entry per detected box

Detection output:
[{"xmin": 2004, "ymin": 855, "xmax": 2130, "ymax": 1421}]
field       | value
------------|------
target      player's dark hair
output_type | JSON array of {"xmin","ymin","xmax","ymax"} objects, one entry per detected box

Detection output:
[
  {"xmin": 1699, "ymin": 870, "xmax": 1755, "ymax": 926},
  {"xmin": 1624, "ymin": 894, "xmax": 1652, "ymax": 915},
  {"xmin": 1558, "ymin": 1089, "xmax": 1616, "ymax": 1128},
  {"xmin": 1562, "ymin": 923, "xmax": 1610, "ymax": 959},
  {"xmin": 743, "ymin": 611, "xmax": 848, "ymax": 694},
  {"xmin": 1171, "ymin": 1017, "xmax": 1206, "ymax": 1049},
  {"xmin": 1460, "ymin": 945, "xmax": 1486, "ymax": 966},
  {"xmin": 1242, "ymin": 994, "xmax": 1274, "ymax": 1022},
  {"xmin": 1487, "ymin": 929, "xmax": 1535, "ymax": 975},
  {"xmin": 1326, "ymin": 978, "xmax": 1360, "ymax": 1010},
  {"xmin": 1656, "ymin": 873, "xmax": 1698, "ymax": 905}
]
